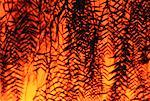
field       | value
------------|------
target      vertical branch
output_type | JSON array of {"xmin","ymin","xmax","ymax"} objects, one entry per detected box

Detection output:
[{"xmin": 128, "ymin": 0, "xmax": 150, "ymax": 100}]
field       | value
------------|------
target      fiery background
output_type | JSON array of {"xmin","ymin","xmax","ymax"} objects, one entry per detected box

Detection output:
[{"xmin": 0, "ymin": 0, "xmax": 150, "ymax": 101}]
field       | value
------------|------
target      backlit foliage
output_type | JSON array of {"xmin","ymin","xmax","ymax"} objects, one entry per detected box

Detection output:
[{"xmin": 0, "ymin": 0, "xmax": 149, "ymax": 101}]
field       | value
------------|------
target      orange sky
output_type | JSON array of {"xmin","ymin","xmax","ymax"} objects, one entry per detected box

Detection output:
[{"xmin": 0, "ymin": 0, "xmax": 149, "ymax": 101}]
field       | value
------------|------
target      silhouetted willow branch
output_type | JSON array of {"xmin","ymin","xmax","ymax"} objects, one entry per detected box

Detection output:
[
  {"xmin": 104, "ymin": 0, "xmax": 132, "ymax": 100},
  {"xmin": 0, "ymin": 0, "xmax": 39, "ymax": 100},
  {"xmin": 63, "ymin": 0, "xmax": 105, "ymax": 99},
  {"xmin": 128, "ymin": 0, "xmax": 150, "ymax": 100}
]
